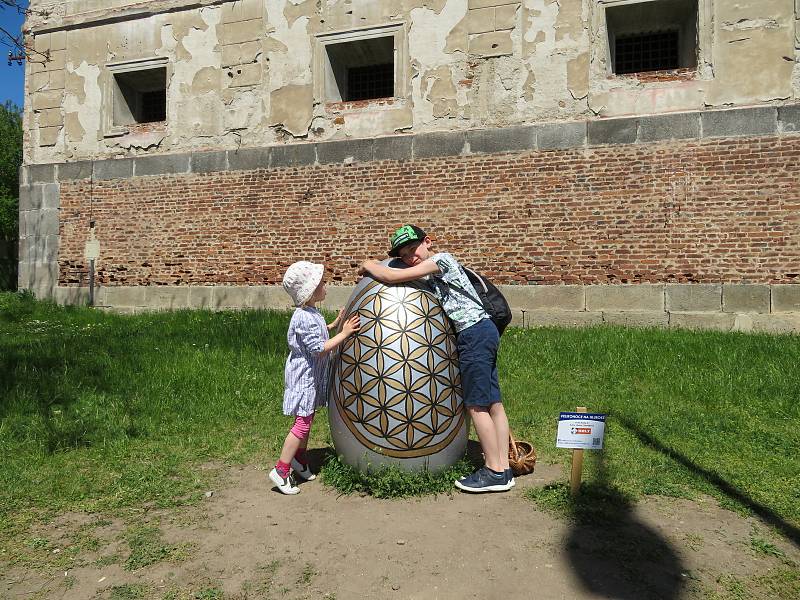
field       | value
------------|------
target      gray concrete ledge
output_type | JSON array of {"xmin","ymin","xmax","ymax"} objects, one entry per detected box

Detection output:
[
  {"xmin": 665, "ymin": 283, "xmax": 721, "ymax": 312},
  {"xmin": 587, "ymin": 118, "xmax": 638, "ymax": 145},
  {"xmin": 87, "ymin": 284, "xmax": 295, "ymax": 312},
  {"xmin": 19, "ymin": 261, "xmax": 58, "ymax": 297},
  {"xmin": 19, "ymin": 183, "xmax": 59, "ymax": 212},
  {"xmin": 669, "ymin": 312, "xmax": 737, "ymax": 332},
  {"xmin": 271, "ymin": 143, "xmax": 317, "ymax": 168},
  {"xmin": 28, "ymin": 164, "xmax": 56, "ymax": 184},
  {"xmin": 18, "ymin": 178, "xmax": 61, "ymax": 296},
  {"xmin": 50, "ymin": 283, "xmax": 800, "ymax": 334},
  {"xmin": 772, "ymin": 285, "xmax": 800, "ymax": 312},
  {"xmin": 94, "ymin": 158, "xmax": 134, "ymax": 181},
  {"xmin": 536, "ymin": 121, "xmax": 587, "ymax": 150},
  {"xmin": 57, "ymin": 161, "xmax": 93, "ymax": 181},
  {"xmin": 134, "ymin": 153, "xmax": 191, "ymax": 177},
  {"xmin": 227, "ymin": 147, "xmax": 270, "ymax": 171},
  {"xmin": 317, "ymin": 138, "xmax": 373, "ymax": 164},
  {"xmin": 723, "ymin": 284, "xmax": 770, "ymax": 313},
  {"xmin": 701, "ymin": 107, "xmax": 777, "ymax": 138},
  {"xmin": 412, "ymin": 131, "xmax": 466, "ymax": 159},
  {"xmin": 639, "ymin": 112, "xmax": 700, "ymax": 142},
  {"xmin": 42, "ymin": 103, "xmax": 800, "ymax": 182},
  {"xmin": 373, "ymin": 136, "xmax": 412, "ymax": 161},
  {"xmin": 778, "ymin": 105, "xmax": 800, "ymax": 133},
  {"xmin": 191, "ymin": 150, "xmax": 229, "ymax": 174},
  {"xmin": 586, "ymin": 284, "xmax": 664, "ymax": 312},
  {"xmin": 466, "ymin": 126, "xmax": 536, "ymax": 155}
]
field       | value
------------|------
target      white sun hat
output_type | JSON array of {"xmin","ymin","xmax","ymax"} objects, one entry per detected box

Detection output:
[{"xmin": 282, "ymin": 261, "xmax": 324, "ymax": 306}]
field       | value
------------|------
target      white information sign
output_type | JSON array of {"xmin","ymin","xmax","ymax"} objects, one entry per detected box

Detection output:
[
  {"xmin": 556, "ymin": 412, "xmax": 606, "ymax": 450},
  {"xmin": 84, "ymin": 239, "xmax": 100, "ymax": 260}
]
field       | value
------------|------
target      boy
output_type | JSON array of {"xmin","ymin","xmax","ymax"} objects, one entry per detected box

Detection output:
[{"xmin": 359, "ymin": 225, "xmax": 513, "ymax": 492}]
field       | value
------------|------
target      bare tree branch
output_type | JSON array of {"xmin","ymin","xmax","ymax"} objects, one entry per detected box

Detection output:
[{"xmin": 2, "ymin": 0, "xmax": 53, "ymax": 65}]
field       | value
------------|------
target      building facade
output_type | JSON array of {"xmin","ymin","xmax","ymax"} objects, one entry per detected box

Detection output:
[{"xmin": 19, "ymin": 0, "xmax": 800, "ymax": 331}]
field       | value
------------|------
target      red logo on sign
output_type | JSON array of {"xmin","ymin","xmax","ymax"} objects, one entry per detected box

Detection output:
[{"xmin": 575, "ymin": 428, "xmax": 592, "ymax": 435}]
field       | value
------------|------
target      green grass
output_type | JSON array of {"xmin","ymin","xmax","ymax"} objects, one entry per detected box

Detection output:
[
  {"xmin": 124, "ymin": 524, "xmax": 192, "ymax": 571},
  {"xmin": 108, "ymin": 584, "xmax": 149, "ymax": 600},
  {"xmin": 321, "ymin": 454, "xmax": 474, "ymax": 498},
  {"xmin": 499, "ymin": 325, "xmax": 800, "ymax": 529},
  {"xmin": 1, "ymin": 291, "xmax": 799, "ymax": 542},
  {"xmin": 750, "ymin": 533, "xmax": 787, "ymax": 560},
  {"xmin": 0, "ymin": 292, "xmax": 290, "ymax": 522},
  {"xmin": 758, "ymin": 568, "xmax": 800, "ymax": 598},
  {"xmin": 297, "ymin": 562, "xmax": 317, "ymax": 585}
]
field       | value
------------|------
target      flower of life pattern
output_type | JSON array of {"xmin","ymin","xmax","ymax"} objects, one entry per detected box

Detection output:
[{"xmin": 330, "ymin": 280, "xmax": 464, "ymax": 458}]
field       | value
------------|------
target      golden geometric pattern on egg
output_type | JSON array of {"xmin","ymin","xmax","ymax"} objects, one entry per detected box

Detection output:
[{"xmin": 330, "ymin": 280, "xmax": 464, "ymax": 459}]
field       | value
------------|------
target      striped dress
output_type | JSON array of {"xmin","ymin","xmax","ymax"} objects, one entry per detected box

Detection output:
[{"xmin": 283, "ymin": 306, "xmax": 330, "ymax": 417}]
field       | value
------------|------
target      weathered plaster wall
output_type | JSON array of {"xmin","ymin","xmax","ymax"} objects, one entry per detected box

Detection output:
[{"xmin": 23, "ymin": 0, "xmax": 800, "ymax": 164}]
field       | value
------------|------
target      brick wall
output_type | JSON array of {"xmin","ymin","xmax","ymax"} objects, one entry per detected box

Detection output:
[{"xmin": 57, "ymin": 134, "xmax": 800, "ymax": 288}]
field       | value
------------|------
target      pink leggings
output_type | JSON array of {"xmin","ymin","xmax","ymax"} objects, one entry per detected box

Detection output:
[{"xmin": 290, "ymin": 414, "xmax": 315, "ymax": 441}]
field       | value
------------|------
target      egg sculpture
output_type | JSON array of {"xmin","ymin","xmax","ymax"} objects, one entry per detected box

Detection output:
[{"xmin": 328, "ymin": 260, "xmax": 467, "ymax": 472}]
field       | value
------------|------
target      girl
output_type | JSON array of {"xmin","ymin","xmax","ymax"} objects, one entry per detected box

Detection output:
[{"xmin": 270, "ymin": 261, "xmax": 360, "ymax": 495}]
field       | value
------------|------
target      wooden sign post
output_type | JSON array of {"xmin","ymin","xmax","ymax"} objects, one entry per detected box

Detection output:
[
  {"xmin": 569, "ymin": 406, "xmax": 587, "ymax": 497},
  {"xmin": 557, "ymin": 408, "xmax": 606, "ymax": 498}
]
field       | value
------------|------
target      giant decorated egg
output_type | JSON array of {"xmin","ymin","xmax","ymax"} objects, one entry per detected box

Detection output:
[{"xmin": 328, "ymin": 262, "xmax": 467, "ymax": 472}]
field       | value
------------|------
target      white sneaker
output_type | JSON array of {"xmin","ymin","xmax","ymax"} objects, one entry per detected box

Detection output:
[
  {"xmin": 269, "ymin": 468, "xmax": 299, "ymax": 495},
  {"xmin": 291, "ymin": 458, "xmax": 316, "ymax": 481}
]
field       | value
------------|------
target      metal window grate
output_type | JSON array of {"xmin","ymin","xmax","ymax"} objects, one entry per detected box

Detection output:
[
  {"xmin": 347, "ymin": 63, "xmax": 393, "ymax": 101},
  {"xmin": 140, "ymin": 90, "xmax": 166, "ymax": 123},
  {"xmin": 614, "ymin": 30, "xmax": 679, "ymax": 74}
]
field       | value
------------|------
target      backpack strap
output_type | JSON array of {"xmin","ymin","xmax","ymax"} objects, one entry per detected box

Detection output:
[
  {"xmin": 439, "ymin": 268, "xmax": 484, "ymax": 309},
  {"xmin": 461, "ymin": 266, "xmax": 489, "ymax": 294}
]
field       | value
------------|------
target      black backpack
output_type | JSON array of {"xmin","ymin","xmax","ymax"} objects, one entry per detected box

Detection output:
[{"xmin": 443, "ymin": 266, "xmax": 513, "ymax": 335}]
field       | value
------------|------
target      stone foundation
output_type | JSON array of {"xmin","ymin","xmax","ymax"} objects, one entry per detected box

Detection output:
[{"xmin": 53, "ymin": 283, "xmax": 800, "ymax": 334}]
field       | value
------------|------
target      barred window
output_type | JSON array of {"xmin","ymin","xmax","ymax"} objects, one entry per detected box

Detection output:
[
  {"xmin": 615, "ymin": 30, "xmax": 680, "ymax": 74},
  {"xmin": 347, "ymin": 63, "xmax": 394, "ymax": 102},
  {"xmin": 606, "ymin": 0, "xmax": 698, "ymax": 75}
]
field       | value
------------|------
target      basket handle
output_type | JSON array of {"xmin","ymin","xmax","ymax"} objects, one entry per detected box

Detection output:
[{"xmin": 509, "ymin": 430, "xmax": 520, "ymax": 462}]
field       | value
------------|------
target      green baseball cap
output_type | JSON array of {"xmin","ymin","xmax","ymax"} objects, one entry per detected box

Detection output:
[{"xmin": 388, "ymin": 224, "xmax": 426, "ymax": 257}]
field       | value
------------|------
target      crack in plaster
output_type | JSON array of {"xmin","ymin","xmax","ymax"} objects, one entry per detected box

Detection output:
[{"xmin": 722, "ymin": 18, "xmax": 781, "ymax": 31}]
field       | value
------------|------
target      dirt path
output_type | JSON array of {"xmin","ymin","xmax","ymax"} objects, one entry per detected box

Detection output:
[{"xmin": 4, "ymin": 463, "xmax": 797, "ymax": 599}]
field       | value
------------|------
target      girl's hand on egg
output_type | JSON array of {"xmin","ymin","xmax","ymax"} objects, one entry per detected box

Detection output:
[{"xmin": 342, "ymin": 314, "xmax": 361, "ymax": 336}]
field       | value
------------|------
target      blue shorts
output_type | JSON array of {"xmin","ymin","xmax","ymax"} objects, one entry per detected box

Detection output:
[{"xmin": 456, "ymin": 318, "xmax": 501, "ymax": 408}]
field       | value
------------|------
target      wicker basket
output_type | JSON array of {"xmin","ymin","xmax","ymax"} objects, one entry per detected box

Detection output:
[{"xmin": 508, "ymin": 432, "xmax": 537, "ymax": 476}]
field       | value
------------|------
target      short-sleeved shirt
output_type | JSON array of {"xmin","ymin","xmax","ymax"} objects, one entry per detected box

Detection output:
[
  {"xmin": 283, "ymin": 307, "xmax": 329, "ymax": 416},
  {"xmin": 428, "ymin": 252, "xmax": 490, "ymax": 333}
]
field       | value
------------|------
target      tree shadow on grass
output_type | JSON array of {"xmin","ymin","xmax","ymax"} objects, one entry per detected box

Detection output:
[
  {"xmin": 616, "ymin": 414, "xmax": 800, "ymax": 549},
  {"xmin": 0, "ymin": 305, "xmax": 289, "ymax": 455},
  {"xmin": 563, "ymin": 452, "xmax": 685, "ymax": 600},
  {"xmin": 0, "ymin": 327, "xmax": 143, "ymax": 453}
]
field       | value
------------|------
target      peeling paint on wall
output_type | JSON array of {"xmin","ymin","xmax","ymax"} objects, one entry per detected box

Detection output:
[
  {"xmin": 63, "ymin": 61, "xmax": 100, "ymax": 151},
  {"xmin": 266, "ymin": 0, "xmax": 314, "ymax": 136},
  {"xmin": 22, "ymin": 0, "xmax": 800, "ymax": 163}
]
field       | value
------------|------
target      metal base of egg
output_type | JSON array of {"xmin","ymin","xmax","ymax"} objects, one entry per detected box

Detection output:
[{"xmin": 328, "ymin": 260, "xmax": 467, "ymax": 473}]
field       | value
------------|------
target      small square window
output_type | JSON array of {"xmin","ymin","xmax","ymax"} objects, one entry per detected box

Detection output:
[
  {"xmin": 324, "ymin": 36, "xmax": 394, "ymax": 102},
  {"xmin": 607, "ymin": 0, "xmax": 698, "ymax": 75},
  {"xmin": 112, "ymin": 67, "xmax": 167, "ymax": 126}
]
